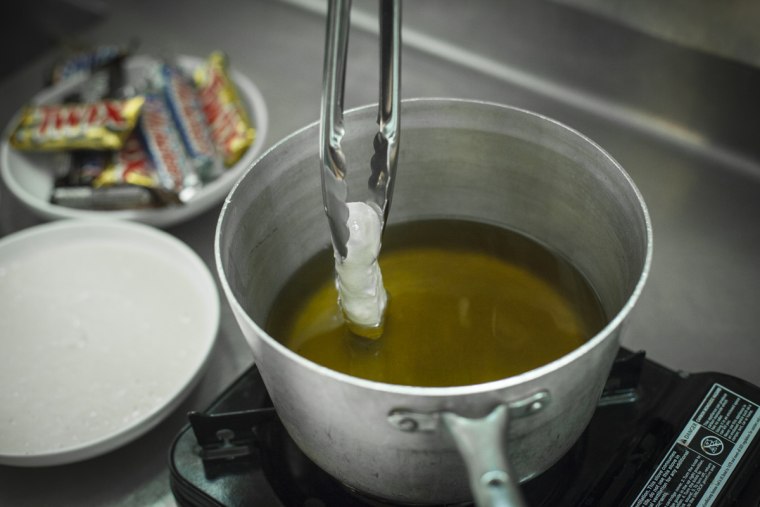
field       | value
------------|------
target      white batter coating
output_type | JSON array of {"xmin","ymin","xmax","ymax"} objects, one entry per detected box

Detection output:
[{"xmin": 334, "ymin": 202, "xmax": 388, "ymax": 335}]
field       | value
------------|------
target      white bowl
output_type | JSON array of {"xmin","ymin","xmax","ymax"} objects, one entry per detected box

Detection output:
[
  {"xmin": 0, "ymin": 220, "xmax": 220, "ymax": 466},
  {"xmin": 0, "ymin": 54, "xmax": 268, "ymax": 227}
]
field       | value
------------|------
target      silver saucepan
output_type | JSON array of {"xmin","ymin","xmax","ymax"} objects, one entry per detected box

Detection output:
[{"xmin": 215, "ymin": 99, "xmax": 652, "ymax": 505}]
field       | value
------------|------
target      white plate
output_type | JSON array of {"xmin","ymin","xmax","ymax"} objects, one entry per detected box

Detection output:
[
  {"xmin": 0, "ymin": 220, "xmax": 220, "ymax": 466},
  {"xmin": 0, "ymin": 55, "xmax": 268, "ymax": 227}
]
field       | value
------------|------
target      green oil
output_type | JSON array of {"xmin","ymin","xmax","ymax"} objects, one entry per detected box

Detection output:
[{"xmin": 266, "ymin": 219, "xmax": 606, "ymax": 387}]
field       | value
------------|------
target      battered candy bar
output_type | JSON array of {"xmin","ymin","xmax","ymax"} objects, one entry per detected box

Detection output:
[
  {"xmin": 9, "ymin": 97, "xmax": 144, "ymax": 151},
  {"xmin": 193, "ymin": 52, "xmax": 255, "ymax": 166}
]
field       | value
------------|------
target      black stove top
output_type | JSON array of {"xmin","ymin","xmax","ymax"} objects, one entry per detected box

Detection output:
[{"xmin": 169, "ymin": 350, "xmax": 760, "ymax": 506}]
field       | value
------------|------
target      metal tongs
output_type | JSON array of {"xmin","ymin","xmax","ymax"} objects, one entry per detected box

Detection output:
[{"xmin": 319, "ymin": 0, "xmax": 401, "ymax": 259}]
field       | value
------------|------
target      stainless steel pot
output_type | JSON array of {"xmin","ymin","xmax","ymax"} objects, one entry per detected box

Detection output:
[{"xmin": 215, "ymin": 99, "xmax": 652, "ymax": 505}]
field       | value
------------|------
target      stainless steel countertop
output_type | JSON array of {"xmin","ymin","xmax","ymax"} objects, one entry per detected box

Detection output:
[{"xmin": 1, "ymin": 0, "xmax": 759, "ymax": 505}]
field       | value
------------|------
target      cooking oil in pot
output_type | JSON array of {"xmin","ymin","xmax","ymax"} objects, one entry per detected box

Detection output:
[{"xmin": 266, "ymin": 219, "xmax": 606, "ymax": 387}]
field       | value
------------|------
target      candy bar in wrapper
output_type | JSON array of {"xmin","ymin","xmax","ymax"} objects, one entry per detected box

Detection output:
[
  {"xmin": 193, "ymin": 52, "xmax": 255, "ymax": 166},
  {"xmin": 52, "ymin": 185, "xmax": 157, "ymax": 210},
  {"xmin": 160, "ymin": 64, "xmax": 221, "ymax": 181},
  {"xmin": 79, "ymin": 57, "xmax": 128, "ymax": 102},
  {"xmin": 139, "ymin": 94, "xmax": 200, "ymax": 202},
  {"xmin": 93, "ymin": 132, "xmax": 159, "ymax": 189},
  {"xmin": 9, "ymin": 97, "xmax": 144, "ymax": 151},
  {"xmin": 47, "ymin": 44, "xmax": 132, "ymax": 85},
  {"xmin": 98, "ymin": 132, "xmax": 181, "ymax": 206},
  {"xmin": 62, "ymin": 150, "xmax": 110, "ymax": 186},
  {"xmin": 53, "ymin": 132, "xmax": 179, "ymax": 210}
]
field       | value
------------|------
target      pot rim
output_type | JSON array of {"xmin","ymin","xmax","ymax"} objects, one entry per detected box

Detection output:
[{"xmin": 215, "ymin": 97, "xmax": 653, "ymax": 397}]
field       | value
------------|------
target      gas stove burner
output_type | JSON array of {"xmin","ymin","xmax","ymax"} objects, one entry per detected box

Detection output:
[{"xmin": 169, "ymin": 350, "xmax": 760, "ymax": 506}]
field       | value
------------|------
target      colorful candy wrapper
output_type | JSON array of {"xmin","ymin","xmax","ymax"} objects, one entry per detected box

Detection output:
[
  {"xmin": 53, "ymin": 132, "xmax": 179, "ymax": 210},
  {"xmin": 9, "ymin": 97, "xmax": 144, "ymax": 151},
  {"xmin": 139, "ymin": 93, "xmax": 200, "ymax": 202},
  {"xmin": 47, "ymin": 44, "xmax": 132, "ymax": 85},
  {"xmin": 94, "ymin": 132, "xmax": 160, "ymax": 190},
  {"xmin": 193, "ymin": 52, "xmax": 255, "ymax": 166},
  {"xmin": 160, "ymin": 64, "xmax": 221, "ymax": 181}
]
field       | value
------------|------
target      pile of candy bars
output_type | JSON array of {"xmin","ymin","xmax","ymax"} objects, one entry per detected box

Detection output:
[{"xmin": 9, "ymin": 46, "xmax": 255, "ymax": 210}]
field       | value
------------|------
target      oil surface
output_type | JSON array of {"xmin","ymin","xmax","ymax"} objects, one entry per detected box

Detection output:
[{"xmin": 266, "ymin": 220, "xmax": 606, "ymax": 387}]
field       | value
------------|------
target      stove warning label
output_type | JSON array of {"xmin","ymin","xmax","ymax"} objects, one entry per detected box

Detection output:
[{"xmin": 631, "ymin": 383, "xmax": 760, "ymax": 506}]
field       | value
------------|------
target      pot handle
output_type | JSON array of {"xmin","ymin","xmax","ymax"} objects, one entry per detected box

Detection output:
[
  {"xmin": 441, "ymin": 405, "xmax": 526, "ymax": 507},
  {"xmin": 388, "ymin": 390, "xmax": 549, "ymax": 507}
]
